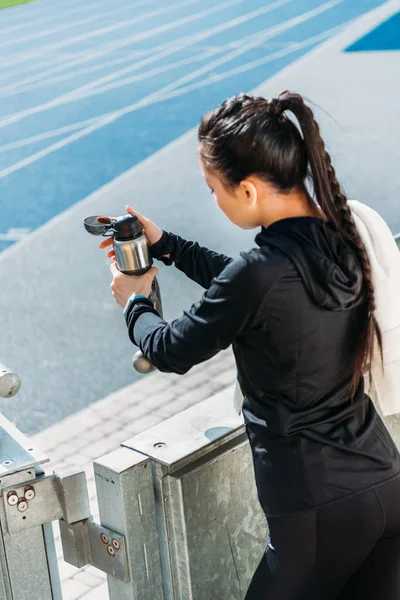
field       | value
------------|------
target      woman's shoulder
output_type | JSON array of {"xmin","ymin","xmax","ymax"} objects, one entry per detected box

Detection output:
[{"xmin": 216, "ymin": 245, "xmax": 290, "ymax": 294}]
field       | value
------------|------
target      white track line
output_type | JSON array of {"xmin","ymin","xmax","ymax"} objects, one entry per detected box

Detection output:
[
  {"xmin": 0, "ymin": 116, "xmax": 109, "ymax": 153},
  {"xmin": 1, "ymin": 25, "xmax": 306, "ymax": 154},
  {"xmin": 0, "ymin": 49, "xmax": 173, "ymax": 97},
  {"xmin": 0, "ymin": 0, "xmax": 111, "ymax": 31},
  {"xmin": 0, "ymin": 48, "xmax": 159, "ymax": 86},
  {"xmin": 0, "ymin": 4, "xmax": 344, "ymax": 179},
  {"xmin": 0, "ymin": 25, "xmax": 289, "ymax": 150},
  {"xmin": 0, "ymin": 0, "xmax": 159, "ymax": 35},
  {"xmin": 162, "ymin": 24, "xmax": 347, "ymax": 99},
  {"xmin": 0, "ymin": 0, "xmax": 255, "ymax": 90},
  {"xmin": 0, "ymin": 3, "xmax": 146, "ymax": 50},
  {"xmin": 0, "ymin": 0, "xmax": 292, "ymax": 124},
  {"xmin": 39, "ymin": 0, "xmax": 292, "ymax": 101},
  {"xmin": 70, "ymin": 2, "xmax": 333, "ymax": 102},
  {"xmin": 1, "ymin": 0, "xmax": 202, "ymax": 66},
  {"xmin": 0, "ymin": 0, "xmax": 249, "ymax": 82},
  {"xmin": 0, "ymin": 0, "xmax": 245, "ymax": 75}
]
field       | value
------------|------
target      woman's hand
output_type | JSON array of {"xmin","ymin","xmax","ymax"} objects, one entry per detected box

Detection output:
[
  {"xmin": 98, "ymin": 205, "xmax": 165, "ymax": 261},
  {"xmin": 109, "ymin": 262, "xmax": 159, "ymax": 308}
]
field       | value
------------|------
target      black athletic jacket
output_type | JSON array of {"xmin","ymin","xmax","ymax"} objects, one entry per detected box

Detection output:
[{"xmin": 125, "ymin": 217, "xmax": 400, "ymax": 515}]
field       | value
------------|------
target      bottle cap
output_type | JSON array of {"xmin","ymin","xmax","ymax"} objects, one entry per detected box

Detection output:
[{"xmin": 112, "ymin": 214, "xmax": 142, "ymax": 241}]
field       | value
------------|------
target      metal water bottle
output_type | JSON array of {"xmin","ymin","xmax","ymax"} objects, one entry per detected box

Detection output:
[{"xmin": 83, "ymin": 214, "xmax": 163, "ymax": 374}]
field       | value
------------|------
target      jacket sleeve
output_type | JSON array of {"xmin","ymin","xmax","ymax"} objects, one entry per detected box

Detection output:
[
  {"xmin": 125, "ymin": 256, "xmax": 264, "ymax": 374},
  {"xmin": 150, "ymin": 231, "xmax": 233, "ymax": 289}
]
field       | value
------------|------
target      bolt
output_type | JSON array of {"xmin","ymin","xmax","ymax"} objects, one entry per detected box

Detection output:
[
  {"xmin": 100, "ymin": 533, "xmax": 109, "ymax": 545},
  {"xmin": 17, "ymin": 500, "xmax": 28, "ymax": 513},
  {"xmin": 24, "ymin": 486, "xmax": 35, "ymax": 501},
  {"xmin": 154, "ymin": 442, "xmax": 166, "ymax": 449},
  {"xmin": 7, "ymin": 491, "xmax": 18, "ymax": 506},
  {"xmin": 112, "ymin": 538, "xmax": 120, "ymax": 550},
  {"xmin": 2, "ymin": 460, "xmax": 14, "ymax": 466},
  {"xmin": 107, "ymin": 545, "xmax": 116, "ymax": 557}
]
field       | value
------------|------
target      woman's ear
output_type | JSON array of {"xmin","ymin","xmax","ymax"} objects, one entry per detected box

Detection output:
[{"xmin": 239, "ymin": 178, "xmax": 258, "ymax": 206}]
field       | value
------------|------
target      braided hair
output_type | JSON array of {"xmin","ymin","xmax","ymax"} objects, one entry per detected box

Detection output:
[{"xmin": 198, "ymin": 91, "xmax": 382, "ymax": 397}]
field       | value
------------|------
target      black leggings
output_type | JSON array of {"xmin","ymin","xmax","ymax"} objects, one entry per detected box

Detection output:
[{"xmin": 245, "ymin": 475, "xmax": 400, "ymax": 600}]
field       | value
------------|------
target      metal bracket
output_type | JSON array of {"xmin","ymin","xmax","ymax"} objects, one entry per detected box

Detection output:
[
  {"xmin": 3, "ymin": 465, "xmax": 91, "ymax": 534},
  {"xmin": 2, "ymin": 464, "xmax": 130, "ymax": 582},
  {"xmin": 60, "ymin": 518, "xmax": 130, "ymax": 583}
]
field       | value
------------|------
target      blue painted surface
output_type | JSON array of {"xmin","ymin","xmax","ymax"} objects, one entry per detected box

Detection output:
[
  {"xmin": 0, "ymin": 0, "xmax": 387, "ymax": 252},
  {"xmin": 346, "ymin": 11, "xmax": 400, "ymax": 52}
]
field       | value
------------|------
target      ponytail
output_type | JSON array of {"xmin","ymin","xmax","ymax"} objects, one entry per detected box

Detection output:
[{"xmin": 266, "ymin": 91, "xmax": 383, "ymax": 397}]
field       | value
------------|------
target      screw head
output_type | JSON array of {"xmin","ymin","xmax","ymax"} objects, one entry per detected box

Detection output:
[
  {"xmin": 154, "ymin": 442, "xmax": 166, "ymax": 449},
  {"xmin": 107, "ymin": 545, "xmax": 116, "ymax": 557},
  {"xmin": 100, "ymin": 533, "xmax": 109, "ymax": 545},
  {"xmin": 24, "ymin": 486, "xmax": 35, "ymax": 501},
  {"xmin": 2, "ymin": 460, "xmax": 14, "ymax": 467},
  {"xmin": 112, "ymin": 538, "xmax": 120, "ymax": 550},
  {"xmin": 17, "ymin": 500, "xmax": 28, "ymax": 513},
  {"xmin": 7, "ymin": 491, "xmax": 18, "ymax": 506}
]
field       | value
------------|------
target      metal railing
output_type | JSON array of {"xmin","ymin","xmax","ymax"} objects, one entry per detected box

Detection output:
[{"xmin": 0, "ymin": 362, "xmax": 264, "ymax": 600}]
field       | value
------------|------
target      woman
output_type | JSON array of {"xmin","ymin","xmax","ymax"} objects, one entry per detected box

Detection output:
[{"xmin": 102, "ymin": 91, "xmax": 400, "ymax": 599}]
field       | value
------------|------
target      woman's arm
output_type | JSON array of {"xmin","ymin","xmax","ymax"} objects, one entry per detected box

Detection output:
[
  {"xmin": 124, "ymin": 255, "xmax": 267, "ymax": 374},
  {"xmin": 151, "ymin": 231, "xmax": 233, "ymax": 289}
]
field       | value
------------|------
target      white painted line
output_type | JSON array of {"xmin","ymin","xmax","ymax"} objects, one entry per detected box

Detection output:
[
  {"xmin": 0, "ymin": 55, "xmax": 82, "ymax": 83},
  {"xmin": 0, "ymin": 0, "xmax": 341, "ymax": 127},
  {"xmin": 0, "ymin": 0, "xmax": 111, "ymax": 32},
  {"xmin": 69, "ymin": 4, "xmax": 328, "ymax": 103},
  {"xmin": 0, "ymin": 0, "xmax": 292, "ymax": 124},
  {"xmin": 0, "ymin": 0, "xmax": 244, "ymax": 74},
  {"xmin": 0, "ymin": 0, "xmax": 255, "ymax": 91},
  {"xmin": 1, "ymin": 0, "xmax": 202, "ymax": 66},
  {"xmin": 0, "ymin": 3, "xmax": 345, "ymax": 179},
  {"xmin": 0, "ymin": 0, "xmax": 248, "ymax": 84},
  {"xmin": 164, "ymin": 23, "xmax": 347, "ymax": 99},
  {"xmin": 39, "ymin": 0, "xmax": 292, "ymax": 101},
  {"xmin": 0, "ymin": 4, "xmax": 140, "ymax": 50},
  {"xmin": 0, "ymin": 114, "xmax": 120, "ymax": 179},
  {"xmin": 0, "ymin": 49, "xmax": 164, "ymax": 97},
  {"xmin": 0, "ymin": 0, "xmax": 159, "ymax": 35},
  {"xmin": 0, "ymin": 30, "xmax": 273, "ymax": 105},
  {"xmin": 0, "ymin": 116, "xmax": 107, "ymax": 153}
]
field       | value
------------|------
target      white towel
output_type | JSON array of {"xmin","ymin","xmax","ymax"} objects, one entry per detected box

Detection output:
[
  {"xmin": 234, "ymin": 201, "xmax": 400, "ymax": 417},
  {"xmin": 349, "ymin": 200, "xmax": 400, "ymax": 416}
]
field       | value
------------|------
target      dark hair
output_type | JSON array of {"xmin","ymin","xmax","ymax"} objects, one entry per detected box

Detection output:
[{"xmin": 198, "ymin": 91, "xmax": 382, "ymax": 397}]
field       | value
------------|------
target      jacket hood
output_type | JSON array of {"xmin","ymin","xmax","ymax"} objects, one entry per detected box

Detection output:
[{"xmin": 255, "ymin": 217, "xmax": 364, "ymax": 311}]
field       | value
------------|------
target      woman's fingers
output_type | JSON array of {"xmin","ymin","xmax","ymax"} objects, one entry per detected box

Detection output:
[
  {"xmin": 106, "ymin": 249, "xmax": 116, "ymax": 258},
  {"xmin": 126, "ymin": 206, "xmax": 147, "ymax": 223},
  {"xmin": 98, "ymin": 237, "xmax": 114, "ymax": 249}
]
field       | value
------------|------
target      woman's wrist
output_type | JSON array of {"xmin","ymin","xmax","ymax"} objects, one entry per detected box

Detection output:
[{"xmin": 123, "ymin": 294, "xmax": 151, "ymax": 317}]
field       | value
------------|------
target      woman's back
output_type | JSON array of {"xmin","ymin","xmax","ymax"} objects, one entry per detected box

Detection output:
[{"xmin": 237, "ymin": 215, "xmax": 400, "ymax": 515}]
